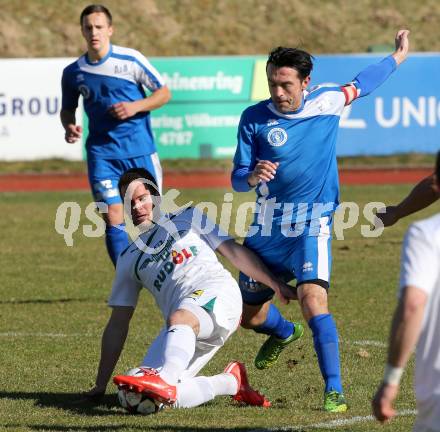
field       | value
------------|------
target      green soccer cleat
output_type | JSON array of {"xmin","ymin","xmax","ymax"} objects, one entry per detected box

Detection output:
[
  {"xmin": 324, "ymin": 390, "xmax": 348, "ymax": 413},
  {"xmin": 254, "ymin": 323, "xmax": 304, "ymax": 370}
]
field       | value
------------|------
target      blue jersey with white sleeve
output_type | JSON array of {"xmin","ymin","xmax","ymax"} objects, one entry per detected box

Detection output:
[
  {"xmin": 234, "ymin": 86, "xmax": 345, "ymax": 224},
  {"xmin": 232, "ymin": 55, "xmax": 397, "ymax": 224},
  {"xmin": 233, "ymin": 52, "xmax": 400, "ymax": 399},
  {"xmin": 61, "ymin": 44, "xmax": 165, "ymax": 160}
]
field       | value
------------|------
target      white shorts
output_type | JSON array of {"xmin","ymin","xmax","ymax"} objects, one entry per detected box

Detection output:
[
  {"xmin": 141, "ymin": 276, "xmax": 242, "ymax": 380},
  {"xmin": 413, "ymin": 396, "xmax": 440, "ymax": 432},
  {"xmin": 413, "ymin": 423, "xmax": 440, "ymax": 432}
]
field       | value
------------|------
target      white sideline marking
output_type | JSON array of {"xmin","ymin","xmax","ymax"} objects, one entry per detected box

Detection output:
[
  {"xmin": 350, "ymin": 340, "xmax": 387, "ymax": 348},
  {"xmin": 250, "ymin": 409, "xmax": 416, "ymax": 431},
  {"xmin": 306, "ymin": 409, "xmax": 416, "ymax": 429}
]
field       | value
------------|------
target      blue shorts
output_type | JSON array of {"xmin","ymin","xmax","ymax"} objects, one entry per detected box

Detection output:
[
  {"xmin": 239, "ymin": 216, "xmax": 333, "ymax": 305},
  {"xmin": 87, "ymin": 153, "xmax": 162, "ymax": 205}
]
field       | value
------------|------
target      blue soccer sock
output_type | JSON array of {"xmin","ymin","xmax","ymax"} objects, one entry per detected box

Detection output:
[
  {"xmin": 308, "ymin": 313, "xmax": 343, "ymax": 393},
  {"xmin": 254, "ymin": 303, "xmax": 294, "ymax": 340},
  {"xmin": 105, "ymin": 224, "xmax": 130, "ymax": 267}
]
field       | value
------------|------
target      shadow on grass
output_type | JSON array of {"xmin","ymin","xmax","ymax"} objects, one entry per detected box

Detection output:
[
  {"xmin": 0, "ymin": 392, "xmax": 297, "ymax": 432},
  {"xmin": 0, "ymin": 391, "xmax": 118, "ymax": 416},
  {"xmin": 0, "ymin": 298, "xmax": 92, "ymax": 305},
  {"xmin": 1, "ymin": 426, "xmax": 292, "ymax": 432}
]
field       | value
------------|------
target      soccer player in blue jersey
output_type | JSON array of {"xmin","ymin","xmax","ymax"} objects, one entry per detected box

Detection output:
[
  {"xmin": 60, "ymin": 4, "xmax": 171, "ymax": 266},
  {"xmin": 231, "ymin": 29, "xmax": 410, "ymax": 412}
]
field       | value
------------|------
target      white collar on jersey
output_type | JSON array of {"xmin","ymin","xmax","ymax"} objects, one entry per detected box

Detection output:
[{"xmin": 268, "ymin": 89, "xmax": 308, "ymax": 119}]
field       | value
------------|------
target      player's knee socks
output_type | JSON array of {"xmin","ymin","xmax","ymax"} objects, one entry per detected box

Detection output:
[
  {"xmin": 308, "ymin": 313, "xmax": 342, "ymax": 393},
  {"xmin": 105, "ymin": 224, "xmax": 129, "ymax": 266},
  {"xmin": 141, "ymin": 327, "xmax": 167, "ymax": 369},
  {"xmin": 159, "ymin": 324, "xmax": 196, "ymax": 386},
  {"xmin": 254, "ymin": 303, "xmax": 294, "ymax": 340},
  {"xmin": 174, "ymin": 374, "xmax": 237, "ymax": 408}
]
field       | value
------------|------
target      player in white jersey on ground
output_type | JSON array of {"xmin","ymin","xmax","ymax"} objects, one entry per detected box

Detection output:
[
  {"xmin": 372, "ymin": 152, "xmax": 440, "ymax": 432},
  {"xmin": 60, "ymin": 4, "xmax": 171, "ymax": 266},
  {"xmin": 84, "ymin": 167, "xmax": 293, "ymax": 409},
  {"xmin": 231, "ymin": 30, "xmax": 410, "ymax": 412}
]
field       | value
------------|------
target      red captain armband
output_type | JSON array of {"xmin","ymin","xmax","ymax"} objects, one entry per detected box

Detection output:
[{"xmin": 341, "ymin": 83, "xmax": 360, "ymax": 106}]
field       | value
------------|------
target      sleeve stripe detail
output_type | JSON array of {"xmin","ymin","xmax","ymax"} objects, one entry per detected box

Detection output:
[{"xmin": 341, "ymin": 84, "xmax": 359, "ymax": 105}]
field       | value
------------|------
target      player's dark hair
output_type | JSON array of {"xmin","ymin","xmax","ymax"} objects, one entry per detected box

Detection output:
[
  {"xmin": 80, "ymin": 4, "xmax": 112, "ymax": 26},
  {"xmin": 118, "ymin": 168, "xmax": 160, "ymax": 198},
  {"xmin": 267, "ymin": 47, "xmax": 314, "ymax": 80}
]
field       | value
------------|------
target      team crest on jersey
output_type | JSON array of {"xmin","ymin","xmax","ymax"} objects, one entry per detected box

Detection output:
[
  {"xmin": 267, "ymin": 127, "xmax": 288, "ymax": 147},
  {"xmin": 78, "ymin": 84, "xmax": 90, "ymax": 99}
]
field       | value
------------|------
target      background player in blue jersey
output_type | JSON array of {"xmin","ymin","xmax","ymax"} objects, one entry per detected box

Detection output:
[
  {"xmin": 231, "ymin": 29, "xmax": 410, "ymax": 412},
  {"xmin": 60, "ymin": 4, "xmax": 171, "ymax": 266}
]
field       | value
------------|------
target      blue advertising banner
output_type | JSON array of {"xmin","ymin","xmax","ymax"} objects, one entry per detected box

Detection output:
[{"xmin": 311, "ymin": 53, "xmax": 440, "ymax": 156}]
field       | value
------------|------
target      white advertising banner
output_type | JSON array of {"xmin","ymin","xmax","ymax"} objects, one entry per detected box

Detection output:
[{"xmin": 0, "ymin": 58, "xmax": 83, "ymax": 160}]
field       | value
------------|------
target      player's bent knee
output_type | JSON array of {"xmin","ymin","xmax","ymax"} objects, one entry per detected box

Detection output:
[
  {"xmin": 167, "ymin": 309, "xmax": 200, "ymax": 335},
  {"xmin": 297, "ymin": 282, "xmax": 329, "ymax": 318},
  {"xmin": 300, "ymin": 295, "xmax": 328, "ymax": 318}
]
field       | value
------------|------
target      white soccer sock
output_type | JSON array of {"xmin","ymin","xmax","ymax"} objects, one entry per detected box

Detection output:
[
  {"xmin": 174, "ymin": 373, "xmax": 238, "ymax": 408},
  {"xmin": 159, "ymin": 324, "xmax": 196, "ymax": 385}
]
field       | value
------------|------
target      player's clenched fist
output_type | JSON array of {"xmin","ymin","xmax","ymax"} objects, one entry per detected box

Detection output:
[
  {"xmin": 372, "ymin": 382, "xmax": 398, "ymax": 423},
  {"xmin": 247, "ymin": 160, "xmax": 279, "ymax": 187},
  {"xmin": 108, "ymin": 101, "xmax": 138, "ymax": 120},
  {"xmin": 392, "ymin": 29, "xmax": 410, "ymax": 65},
  {"xmin": 64, "ymin": 124, "xmax": 82, "ymax": 143}
]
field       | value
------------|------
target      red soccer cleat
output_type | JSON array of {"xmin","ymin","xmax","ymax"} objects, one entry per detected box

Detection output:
[
  {"xmin": 113, "ymin": 367, "xmax": 177, "ymax": 405},
  {"xmin": 224, "ymin": 361, "xmax": 271, "ymax": 407}
]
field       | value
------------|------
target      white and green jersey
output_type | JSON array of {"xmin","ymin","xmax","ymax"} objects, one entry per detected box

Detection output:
[{"xmin": 109, "ymin": 207, "xmax": 234, "ymax": 319}]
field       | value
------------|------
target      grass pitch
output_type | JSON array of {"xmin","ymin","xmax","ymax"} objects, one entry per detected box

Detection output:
[{"xmin": 0, "ymin": 184, "xmax": 435, "ymax": 431}]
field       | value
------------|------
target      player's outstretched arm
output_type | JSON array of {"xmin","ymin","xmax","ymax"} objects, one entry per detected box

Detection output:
[
  {"xmin": 217, "ymin": 239, "xmax": 295, "ymax": 304},
  {"xmin": 84, "ymin": 306, "xmax": 134, "ymax": 400},
  {"xmin": 342, "ymin": 29, "xmax": 410, "ymax": 105},
  {"xmin": 375, "ymin": 174, "xmax": 439, "ymax": 227}
]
